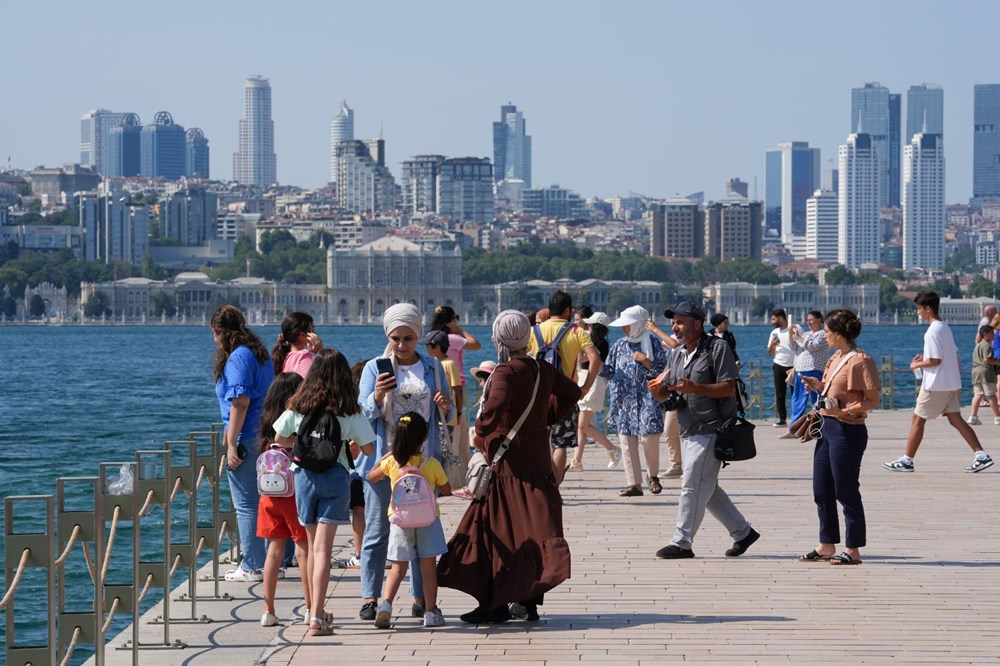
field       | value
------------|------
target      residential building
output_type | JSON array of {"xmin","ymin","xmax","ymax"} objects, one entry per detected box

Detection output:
[
  {"xmin": 401, "ymin": 155, "xmax": 445, "ymax": 213},
  {"xmin": 233, "ymin": 76, "xmax": 277, "ymax": 187},
  {"xmin": 902, "ymin": 132, "xmax": 945, "ymax": 270},
  {"xmin": 29, "ymin": 165, "xmax": 101, "ymax": 204},
  {"xmin": 805, "ymin": 189, "xmax": 838, "ymax": 262},
  {"xmin": 335, "ymin": 140, "xmax": 397, "ymax": 214},
  {"xmin": 838, "ymin": 133, "xmax": 880, "ymax": 268},
  {"xmin": 704, "ymin": 194, "xmax": 762, "ymax": 261},
  {"xmin": 648, "ymin": 197, "xmax": 704, "ymax": 259},
  {"xmin": 186, "ymin": 128, "xmax": 210, "ymax": 179},
  {"xmin": 437, "ymin": 157, "xmax": 494, "ymax": 223},
  {"xmin": 973, "ymin": 84, "xmax": 1000, "ymax": 204},
  {"xmin": 80, "ymin": 109, "xmax": 132, "ymax": 173},
  {"xmin": 76, "ymin": 193, "xmax": 151, "ymax": 266},
  {"xmin": 329, "ymin": 100, "xmax": 354, "ymax": 184},
  {"xmin": 851, "ymin": 82, "xmax": 898, "ymax": 208},
  {"xmin": 976, "ymin": 242, "xmax": 998, "ymax": 266},
  {"xmin": 105, "ymin": 114, "xmax": 142, "ymax": 178},
  {"xmin": 140, "ymin": 112, "xmax": 187, "ymax": 180},
  {"xmin": 492, "ymin": 104, "xmax": 532, "ymax": 187},
  {"xmin": 704, "ymin": 282, "xmax": 881, "ymax": 324},
  {"xmin": 522, "ymin": 185, "xmax": 586, "ymax": 219},
  {"xmin": 159, "ymin": 186, "xmax": 218, "ymax": 246},
  {"xmin": 907, "ymin": 84, "xmax": 944, "ymax": 141}
]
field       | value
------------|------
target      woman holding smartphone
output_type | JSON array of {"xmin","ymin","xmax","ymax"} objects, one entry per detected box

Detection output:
[
  {"xmin": 210, "ymin": 305, "xmax": 275, "ymax": 582},
  {"xmin": 355, "ymin": 303, "xmax": 453, "ymax": 622}
]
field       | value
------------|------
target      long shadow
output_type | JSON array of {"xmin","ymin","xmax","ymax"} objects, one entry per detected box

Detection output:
[
  {"xmin": 451, "ymin": 612, "xmax": 794, "ymax": 634},
  {"xmin": 881, "ymin": 560, "xmax": 1000, "ymax": 567}
]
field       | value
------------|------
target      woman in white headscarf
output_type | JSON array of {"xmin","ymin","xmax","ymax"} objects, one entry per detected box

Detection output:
[
  {"xmin": 356, "ymin": 303, "xmax": 453, "ymax": 623},
  {"xmin": 600, "ymin": 306, "xmax": 668, "ymax": 496}
]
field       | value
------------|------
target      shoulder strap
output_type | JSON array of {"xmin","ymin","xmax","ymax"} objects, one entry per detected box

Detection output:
[
  {"xmin": 532, "ymin": 325, "xmax": 545, "ymax": 350},
  {"xmin": 821, "ymin": 351, "xmax": 857, "ymax": 397},
  {"xmin": 490, "ymin": 358, "xmax": 542, "ymax": 467},
  {"xmin": 551, "ymin": 322, "xmax": 573, "ymax": 348}
]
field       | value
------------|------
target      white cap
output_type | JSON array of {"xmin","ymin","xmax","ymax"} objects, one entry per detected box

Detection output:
[
  {"xmin": 609, "ymin": 305, "xmax": 649, "ymax": 328},
  {"xmin": 582, "ymin": 311, "xmax": 611, "ymax": 327}
]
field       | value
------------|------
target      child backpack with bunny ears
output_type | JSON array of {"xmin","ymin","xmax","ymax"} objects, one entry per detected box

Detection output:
[
  {"xmin": 389, "ymin": 457, "xmax": 437, "ymax": 529},
  {"xmin": 257, "ymin": 445, "xmax": 295, "ymax": 497}
]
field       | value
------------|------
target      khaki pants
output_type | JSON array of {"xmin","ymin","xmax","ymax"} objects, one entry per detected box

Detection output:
[{"xmin": 664, "ymin": 410, "xmax": 682, "ymax": 471}]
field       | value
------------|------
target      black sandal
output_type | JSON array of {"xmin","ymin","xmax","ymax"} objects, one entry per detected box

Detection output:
[
  {"xmin": 798, "ymin": 549, "xmax": 833, "ymax": 562},
  {"xmin": 829, "ymin": 552, "xmax": 862, "ymax": 565},
  {"xmin": 618, "ymin": 485, "xmax": 643, "ymax": 497},
  {"xmin": 649, "ymin": 476, "xmax": 662, "ymax": 494}
]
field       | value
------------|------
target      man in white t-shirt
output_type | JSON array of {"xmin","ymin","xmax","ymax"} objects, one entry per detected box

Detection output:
[
  {"xmin": 884, "ymin": 291, "xmax": 994, "ymax": 473},
  {"xmin": 766, "ymin": 308, "xmax": 794, "ymax": 427}
]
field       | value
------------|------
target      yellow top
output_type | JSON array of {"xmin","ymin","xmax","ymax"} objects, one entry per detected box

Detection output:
[
  {"xmin": 526, "ymin": 317, "xmax": 594, "ymax": 380},
  {"xmin": 379, "ymin": 453, "xmax": 447, "ymax": 516}
]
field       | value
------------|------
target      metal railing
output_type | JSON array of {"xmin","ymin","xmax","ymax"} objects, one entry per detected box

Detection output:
[{"xmin": 1, "ymin": 424, "xmax": 238, "ymax": 666}]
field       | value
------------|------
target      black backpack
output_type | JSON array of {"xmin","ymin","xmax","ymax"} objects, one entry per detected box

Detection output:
[
  {"xmin": 292, "ymin": 409, "xmax": 353, "ymax": 472},
  {"xmin": 533, "ymin": 322, "xmax": 573, "ymax": 371}
]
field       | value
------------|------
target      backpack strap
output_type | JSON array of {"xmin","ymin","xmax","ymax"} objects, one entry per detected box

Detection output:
[
  {"xmin": 551, "ymin": 321, "xmax": 573, "ymax": 348},
  {"xmin": 532, "ymin": 324, "xmax": 546, "ymax": 353}
]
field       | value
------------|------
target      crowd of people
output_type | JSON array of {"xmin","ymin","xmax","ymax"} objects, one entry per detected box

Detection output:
[{"xmin": 208, "ymin": 289, "xmax": 994, "ymax": 634}]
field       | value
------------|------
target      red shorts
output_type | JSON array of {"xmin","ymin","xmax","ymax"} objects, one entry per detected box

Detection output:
[{"xmin": 257, "ymin": 495, "xmax": 308, "ymax": 542}]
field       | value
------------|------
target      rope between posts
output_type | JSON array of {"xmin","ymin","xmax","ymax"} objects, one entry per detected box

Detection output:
[
  {"xmin": 217, "ymin": 454, "xmax": 226, "ymax": 480},
  {"xmin": 168, "ymin": 553, "xmax": 183, "ymax": 579},
  {"xmin": 217, "ymin": 519, "xmax": 228, "ymax": 545},
  {"xmin": 54, "ymin": 524, "xmax": 81, "ymax": 567},
  {"xmin": 0, "ymin": 548, "xmax": 30, "ymax": 610},
  {"xmin": 186, "ymin": 464, "xmax": 206, "ymax": 496},
  {"xmin": 83, "ymin": 542, "xmax": 97, "ymax": 583},
  {"xmin": 100, "ymin": 505, "xmax": 122, "ymax": 585},
  {"xmin": 137, "ymin": 488, "xmax": 156, "ymax": 517},
  {"xmin": 168, "ymin": 476, "xmax": 183, "ymax": 503},
  {"xmin": 101, "ymin": 595, "xmax": 120, "ymax": 634},
  {"xmin": 58, "ymin": 626, "xmax": 82, "ymax": 666},
  {"xmin": 135, "ymin": 572, "xmax": 155, "ymax": 606},
  {"xmin": 194, "ymin": 536, "xmax": 206, "ymax": 558}
]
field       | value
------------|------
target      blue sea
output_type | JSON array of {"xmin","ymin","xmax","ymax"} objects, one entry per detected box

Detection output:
[{"xmin": 0, "ymin": 322, "xmax": 981, "ymax": 663}]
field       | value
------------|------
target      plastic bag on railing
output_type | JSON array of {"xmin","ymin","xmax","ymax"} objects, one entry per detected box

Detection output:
[{"xmin": 107, "ymin": 464, "xmax": 134, "ymax": 495}]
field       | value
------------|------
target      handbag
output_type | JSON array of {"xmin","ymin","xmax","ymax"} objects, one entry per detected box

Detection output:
[
  {"xmin": 789, "ymin": 351, "xmax": 857, "ymax": 443},
  {"xmin": 714, "ymin": 415, "xmax": 757, "ymax": 465},
  {"xmin": 785, "ymin": 367, "xmax": 796, "ymax": 386},
  {"xmin": 434, "ymin": 358, "xmax": 466, "ymax": 489},
  {"xmin": 466, "ymin": 358, "xmax": 541, "ymax": 499}
]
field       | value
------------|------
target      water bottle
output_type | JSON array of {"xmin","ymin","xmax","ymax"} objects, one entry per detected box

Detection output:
[{"xmin": 913, "ymin": 367, "xmax": 923, "ymax": 383}]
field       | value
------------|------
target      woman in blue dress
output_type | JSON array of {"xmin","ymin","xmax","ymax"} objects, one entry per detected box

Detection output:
[{"xmin": 601, "ymin": 306, "xmax": 668, "ymax": 497}]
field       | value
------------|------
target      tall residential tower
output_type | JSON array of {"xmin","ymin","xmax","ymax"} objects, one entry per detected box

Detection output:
[
  {"xmin": 903, "ymin": 132, "xmax": 945, "ymax": 270},
  {"xmin": 330, "ymin": 101, "xmax": 354, "ymax": 185},
  {"xmin": 838, "ymin": 133, "xmax": 880, "ymax": 268},
  {"xmin": 233, "ymin": 76, "xmax": 277, "ymax": 187},
  {"xmin": 851, "ymin": 83, "xmax": 899, "ymax": 208},
  {"xmin": 492, "ymin": 104, "xmax": 532, "ymax": 188}
]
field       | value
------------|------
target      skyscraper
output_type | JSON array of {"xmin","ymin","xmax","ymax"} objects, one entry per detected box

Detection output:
[
  {"xmin": 492, "ymin": 104, "xmax": 532, "ymax": 187},
  {"xmin": 140, "ymin": 112, "xmax": 187, "ymax": 180},
  {"xmin": 973, "ymin": 84, "xmax": 1000, "ymax": 204},
  {"xmin": 764, "ymin": 149, "xmax": 782, "ymax": 238},
  {"xmin": 805, "ymin": 189, "xmax": 838, "ymax": 262},
  {"xmin": 186, "ymin": 128, "xmax": 210, "ymax": 180},
  {"xmin": 764, "ymin": 142, "xmax": 821, "ymax": 248},
  {"xmin": 851, "ymin": 83, "xmax": 898, "ymax": 208},
  {"xmin": 438, "ymin": 157, "xmax": 494, "ymax": 222},
  {"xmin": 888, "ymin": 93, "xmax": 902, "ymax": 207},
  {"xmin": 401, "ymin": 155, "xmax": 445, "ymax": 213},
  {"xmin": 330, "ymin": 101, "xmax": 354, "ymax": 184},
  {"xmin": 233, "ymin": 76, "xmax": 277, "ymax": 187},
  {"xmin": 106, "ymin": 113, "xmax": 142, "ymax": 178},
  {"xmin": 903, "ymin": 132, "xmax": 945, "ymax": 270},
  {"xmin": 838, "ymin": 133, "xmax": 880, "ymax": 268},
  {"xmin": 907, "ymin": 84, "xmax": 944, "ymax": 142},
  {"xmin": 81, "ymin": 109, "xmax": 132, "ymax": 173},
  {"xmin": 335, "ymin": 141, "xmax": 396, "ymax": 214}
]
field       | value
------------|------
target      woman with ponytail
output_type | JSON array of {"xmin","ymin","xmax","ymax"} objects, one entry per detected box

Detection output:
[{"xmin": 272, "ymin": 312, "xmax": 323, "ymax": 377}]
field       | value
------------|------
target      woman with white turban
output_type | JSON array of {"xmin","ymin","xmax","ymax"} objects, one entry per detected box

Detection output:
[
  {"xmin": 438, "ymin": 310, "xmax": 581, "ymax": 624},
  {"xmin": 601, "ymin": 305, "xmax": 669, "ymax": 496},
  {"xmin": 356, "ymin": 303, "xmax": 454, "ymax": 623}
]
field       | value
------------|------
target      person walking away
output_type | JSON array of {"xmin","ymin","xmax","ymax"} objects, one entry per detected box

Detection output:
[
  {"xmin": 527, "ymin": 290, "xmax": 602, "ymax": 486},
  {"xmin": 571, "ymin": 311, "xmax": 620, "ymax": 470},
  {"xmin": 797, "ymin": 309, "xmax": 880, "ymax": 566},
  {"xmin": 782, "ymin": 310, "xmax": 830, "ymax": 439},
  {"xmin": 883, "ymin": 291, "xmax": 994, "ymax": 473},
  {"xmin": 368, "ymin": 412, "xmax": 451, "ymax": 628},
  {"xmin": 648, "ymin": 302, "xmax": 760, "ymax": 559},
  {"xmin": 968, "ymin": 325, "xmax": 1000, "ymax": 426},
  {"xmin": 767, "ymin": 308, "xmax": 794, "ymax": 427}
]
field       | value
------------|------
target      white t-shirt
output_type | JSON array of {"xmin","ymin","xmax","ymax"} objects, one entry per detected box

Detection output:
[
  {"xmin": 273, "ymin": 409, "xmax": 376, "ymax": 472},
  {"xmin": 392, "ymin": 360, "xmax": 431, "ymax": 422},
  {"xmin": 922, "ymin": 320, "xmax": 962, "ymax": 392},
  {"xmin": 769, "ymin": 327, "xmax": 794, "ymax": 367}
]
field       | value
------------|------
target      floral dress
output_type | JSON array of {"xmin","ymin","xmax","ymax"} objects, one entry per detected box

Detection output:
[{"xmin": 600, "ymin": 336, "xmax": 667, "ymax": 436}]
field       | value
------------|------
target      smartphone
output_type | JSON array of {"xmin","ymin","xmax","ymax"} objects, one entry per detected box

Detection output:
[
  {"xmin": 236, "ymin": 443, "xmax": 247, "ymax": 460},
  {"xmin": 375, "ymin": 357, "xmax": 395, "ymax": 382}
]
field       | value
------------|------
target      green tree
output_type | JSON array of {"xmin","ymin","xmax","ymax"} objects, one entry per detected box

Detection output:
[
  {"xmin": 607, "ymin": 289, "xmax": 636, "ymax": 317},
  {"xmin": 966, "ymin": 276, "xmax": 1000, "ymax": 299},
  {"xmin": 823, "ymin": 265, "xmax": 856, "ymax": 285},
  {"xmin": 83, "ymin": 290, "xmax": 111, "ymax": 318},
  {"xmin": 151, "ymin": 291, "xmax": 176, "ymax": 317},
  {"xmin": 1, "ymin": 296, "xmax": 15, "ymax": 318},
  {"xmin": 751, "ymin": 295, "xmax": 773, "ymax": 318},
  {"xmin": 945, "ymin": 247, "xmax": 976, "ymax": 273},
  {"xmin": 28, "ymin": 294, "xmax": 46, "ymax": 318},
  {"xmin": 142, "ymin": 254, "xmax": 169, "ymax": 280}
]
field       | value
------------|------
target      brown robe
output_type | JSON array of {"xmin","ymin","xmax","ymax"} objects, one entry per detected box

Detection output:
[{"xmin": 437, "ymin": 355, "xmax": 581, "ymax": 610}]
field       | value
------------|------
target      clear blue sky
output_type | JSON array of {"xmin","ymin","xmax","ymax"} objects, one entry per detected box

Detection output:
[{"xmin": 3, "ymin": 0, "xmax": 997, "ymax": 202}]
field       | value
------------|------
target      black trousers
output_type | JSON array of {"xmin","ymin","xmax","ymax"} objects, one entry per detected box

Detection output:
[
  {"xmin": 772, "ymin": 363, "xmax": 793, "ymax": 422},
  {"xmin": 813, "ymin": 418, "xmax": 867, "ymax": 548}
]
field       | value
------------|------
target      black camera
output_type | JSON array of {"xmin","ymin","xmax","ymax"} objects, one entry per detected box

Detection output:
[{"xmin": 661, "ymin": 390, "xmax": 688, "ymax": 412}]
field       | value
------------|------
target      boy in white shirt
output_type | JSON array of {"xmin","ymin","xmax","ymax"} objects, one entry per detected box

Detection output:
[{"xmin": 883, "ymin": 291, "xmax": 994, "ymax": 473}]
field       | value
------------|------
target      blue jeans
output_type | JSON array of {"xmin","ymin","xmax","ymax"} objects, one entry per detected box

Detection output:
[
  {"xmin": 227, "ymin": 439, "xmax": 265, "ymax": 571},
  {"xmin": 361, "ymin": 477, "xmax": 422, "ymax": 600}
]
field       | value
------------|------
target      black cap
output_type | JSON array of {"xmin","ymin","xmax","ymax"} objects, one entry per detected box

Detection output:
[
  {"xmin": 709, "ymin": 313, "xmax": 728, "ymax": 328},
  {"xmin": 417, "ymin": 330, "xmax": 450, "ymax": 351},
  {"xmin": 663, "ymin": 302, "xmax": 706, "ymax": 322}
]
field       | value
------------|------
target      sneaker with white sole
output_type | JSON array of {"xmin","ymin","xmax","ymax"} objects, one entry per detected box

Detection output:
[
  {"xmin": 882, "ymin": 457, "xmax": 914, "ymax": 472},
  {"xmin": 965, "ymin": 455, "xmax": 994, "ymax": 473},
  {"xmin": 338, "ymin": 554, "xmax": 361, "ymax": 568},
  {"xmin": 967, "ymin": 415, "xmax": 982, "ymax": 425},
  {"xmin": 662, "ymin": 466, "xmax": 683, "ymax": 479},
  {"xmin": 261, "ymin": 611, "xmax": 278, "ymax": 627},
  {"xmin": 224, "ymin": 567, "xmax": 264, "ymax": 582},
  {"xmin": 607, "ymin": 446, "xmax": 622, "ymax": 469},
  {"xmin": 994, "ymin": 417, "xmax": 1000, "ymax": 426},
  {"xmin": 374, "ymin": 600, "xmax": 392, "ymax": 629},
  {"xmin": 423, "ymin": 607, "xmax": 445, "ymax": 627}
]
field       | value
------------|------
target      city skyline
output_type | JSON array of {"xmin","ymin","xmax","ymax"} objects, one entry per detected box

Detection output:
[{"xmin": 3, "ymin": 1, "xmax": 998, "ymax": 201}]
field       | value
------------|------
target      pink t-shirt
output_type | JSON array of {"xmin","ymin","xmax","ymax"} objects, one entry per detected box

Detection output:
[
  {"xmin": 446, "ymin": 333, "xmax": 467, "ymax": 385},
  {"xmin": 282, "ymin": 349, "xmax": 315, "ymax": 378}
]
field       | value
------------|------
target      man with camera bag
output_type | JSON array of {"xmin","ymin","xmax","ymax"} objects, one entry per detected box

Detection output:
[{"xmin": 648, "ymin": 302, "xmax": 760, "ymax": 560}]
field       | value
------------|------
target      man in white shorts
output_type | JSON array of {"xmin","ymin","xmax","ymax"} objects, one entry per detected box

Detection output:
[{"xmin": 883, "ymin": 291, "xmax": 994, "ymax": 473}]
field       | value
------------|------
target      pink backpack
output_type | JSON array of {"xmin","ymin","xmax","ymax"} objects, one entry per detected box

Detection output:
[
  {"xmin": 257, "ymin": 445, "xmax": 295, "ymax": 497},
  {"xmin": 389, "ymin": 457, "xmax": 437, "ymax": 529}
]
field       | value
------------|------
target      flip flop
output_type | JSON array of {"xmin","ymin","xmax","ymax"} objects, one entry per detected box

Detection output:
[
  {"xmin": 798, "ymin": 549, "xmax": 833, "ymax": 562},
  {"xmin": 829, "ymin": 552, "xmax": 862, "ymax": 565}
]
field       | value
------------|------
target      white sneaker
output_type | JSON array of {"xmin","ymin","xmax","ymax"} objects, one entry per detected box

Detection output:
[
  {"xmin": 374, "ymin": 600, "xmax": 392, "ymax": 629},
  {"xmin": 993, "ymin": 417, "xmax": 1000, "ymax": 426},
  {"xmin": 224, "ymin": 568, "xmax": 263, "ymax": 582},
  {"xmin": 277, "ymin": 567, "xmax": 286, "ymax": 579},
  {"xmin": 967, "ymin": 415, "xmax": 982, "ymax": 426},
  {"xmin": 607, "ymin": 446, "xmax": 622, "ymax": 469},
  {"xmin": 423, "ymin": 607, "xmax": 445, "ymax": 627},
  {"xmin": 260, "ymin": 611, "xmax": 278, "ymax": 627}
]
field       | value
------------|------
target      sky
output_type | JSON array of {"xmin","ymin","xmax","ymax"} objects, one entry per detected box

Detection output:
[{"xmin": 3, "ymin": 0, "xmax": 998, "ymax": 202}]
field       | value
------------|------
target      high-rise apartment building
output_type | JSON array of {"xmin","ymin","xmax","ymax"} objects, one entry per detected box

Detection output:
[
  {"xmin": 902, "ymin": 133, "xmax": 945, "ymax": 270},
  {"xmin": 140, "ymin": 112, "xmax": 187, "ymax": 180},
  {"xmin": 335, "ymin": 141, "xmax": 396, "ymax": 214},
  {"xmin": 160, "ymin": 186, "xmax": 218, "ymax": 245},
  {"xmin": 105, "ymin": 113, "xmax": 142, "ymax": 178},
  {"xmin": 649, "ymin": 197, "xmax": 705, "ymax": 259},
  {"xmin": 401, "ymin": 155, "xmax": 445, "ymax": 213},
  {"xmin": 704, "ymin": 195, "xmax": 762, "ymax": 261},
  {"xmin": 838, "ymin": 133, "xmax": 880, "ymax": 268},
  {"xmin": 492, "ymin": 104, "xmax": 532, "ymax": 188},
  {"xmin": 186, "ymin": 128, "xmax": 210, "ymax": 180},
  {"xmin": 437, "ymin": 157, "xmax": 494, "ymax": 223},
  {"xmin": 522, "ymin": 185, "xmax": 586, "ymax": 219},
  {"xmin": 805, "ymin": 189, "xmax": 838, "ymax": 262},
  {"xmin": 81, "ymin": 109, "xmax": 132, "ymax": 173},
  {"xmin": 76, "ymin": 193, "xmax": 151, "ymax": 266},
  {"xmin": 765, "ymin": 142, "xmax": 821, "ymax": 247},
  {"xmin": 330, "ymin": 101, "xmax": 354, "ymax": 184},
  {"xmin": 233, "ymin": 76, "xmax": 277, "ymax": 187},
  {"xmin": 973, "ymin": 84, "xmax": 1000, "ymax": 204},
  {"xmin": 851, "ymin": 83, "xmax": 898, "ymax": 208},
  {"xmin": 907, "ymin": 84, "xmax": 944, "ymax": 142}
]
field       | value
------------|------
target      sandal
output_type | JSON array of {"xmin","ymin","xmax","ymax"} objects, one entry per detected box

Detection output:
[
  {"xmin": 829, "ymin": 552, "xmax": 862, "ymax": 566},
  {"xmin": 618, "ymin": 485, "xmax": 643, "ymax": 497},
  {"xmin": 309, "ymin": 613, "xmax": 333, "ymax": 636},
  {"xmin": 798, "ymin": 549, "xmax": 833, "ymax": 562},
  {"xmin": 648, "ymin": 476, "xmax": 662, "ymax": 495}
]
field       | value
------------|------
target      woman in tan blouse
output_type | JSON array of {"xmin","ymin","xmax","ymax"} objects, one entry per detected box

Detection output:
[{"xmin": 799, "ymin": 309, "xmax": 881, "ymax": 565}]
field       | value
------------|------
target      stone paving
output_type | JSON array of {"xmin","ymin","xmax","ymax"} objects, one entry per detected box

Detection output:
[{"xmin": 98, "ymin": 410, "xmax": 1000, "ymax": 665}]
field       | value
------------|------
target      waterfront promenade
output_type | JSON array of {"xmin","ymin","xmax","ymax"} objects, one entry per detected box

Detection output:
[{"xmin": 96, "ymin": 409, "xmax": 1000, "ymax": 665}]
